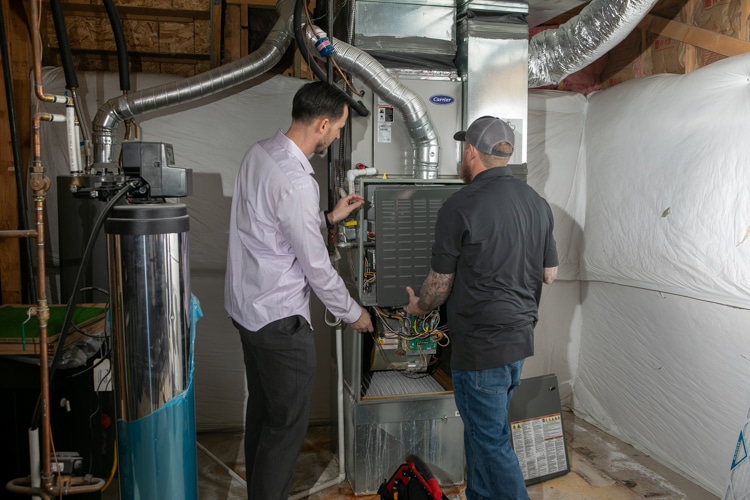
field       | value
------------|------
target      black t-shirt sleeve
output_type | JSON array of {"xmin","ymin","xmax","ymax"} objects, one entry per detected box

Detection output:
[
  {"xmin": 430, "ymin": 200, "xmax": 463, "ymax": 275},
  {"xmin": 543, "ymin": 202, "xmax": 559, "ymax": 268}
]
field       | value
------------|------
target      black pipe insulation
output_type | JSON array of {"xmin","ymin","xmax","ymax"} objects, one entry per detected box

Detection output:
[
  {"xmin": 293, "ymin": 0, "xmax": 368, "ymax": 117},
  {"xmin": 0, "ymin": 1, "xmax": 37, "ymax": 304},
  {"xmin": 102, "ymin": 0, "xmax": 130, "ymax": 91},
  {"xmin": 49, "ymin": 0, "xmax": 79, "ymax": 89}
]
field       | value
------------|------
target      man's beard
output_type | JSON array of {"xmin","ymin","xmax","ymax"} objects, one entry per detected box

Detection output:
[
  {"xmin": 460, "ymin": 160, "xmax": 472, "ymax": 184},
  {"xmin": 313, "ymin": 140, "xmax": 328, "ymax": 155}
]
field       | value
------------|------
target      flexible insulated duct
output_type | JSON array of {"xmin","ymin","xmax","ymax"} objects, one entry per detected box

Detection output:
[
  {"xmin": 302, "ymin": 28, "xmax": 441, "ymax": 178},
  {"xmin": 91, "ymin": 0, "xmax": 656, "ymax": 172},
  {"xmin": 91, "ymin": 0, "xmax": 296, "ymax": 170},
  {"xmin": 528, "ymin": 0, "xmax": 659, "ymax": 87}
]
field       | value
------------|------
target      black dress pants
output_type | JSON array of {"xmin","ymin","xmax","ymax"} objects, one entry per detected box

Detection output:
[{"xmin": 235, "ymin": 315, "xmax": 316, "ymax": 500}]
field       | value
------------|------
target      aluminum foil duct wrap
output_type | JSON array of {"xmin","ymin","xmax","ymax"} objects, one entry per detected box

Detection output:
[{"xmin": 528, "ymin": 0, "xmax": 659, "ymax": 88}]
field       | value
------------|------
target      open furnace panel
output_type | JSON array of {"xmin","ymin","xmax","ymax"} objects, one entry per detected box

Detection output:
[
  {"xmin": 343, "ymin": 176, "xmax": 463, "ymax": 397},
  {"xmin": 357, "ymin": 177, "xmax": 463, "ymax": 307},
  {"xmin": 341, "ymin": 177, "xmax": 466, "ymax": 494}
]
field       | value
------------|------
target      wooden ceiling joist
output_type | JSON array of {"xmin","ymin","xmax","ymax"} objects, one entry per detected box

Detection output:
[{"xmin": 640, "ymin": 13, "xmax": 750, "ymax": 58}]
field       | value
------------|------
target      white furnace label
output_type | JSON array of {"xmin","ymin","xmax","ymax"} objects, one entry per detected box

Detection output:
[
  {"xmin": 377, "ymin": 105, "xmax": 393, "ymax": 143},
  {"xmin": 511, "ymin": 413, "xmax": 568, "ymax": 480}
]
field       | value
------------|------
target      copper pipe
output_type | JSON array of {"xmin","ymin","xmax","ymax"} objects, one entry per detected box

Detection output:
[
  {"xmin": 30, "ymin": 0, "xmax": 43, "ymax": 102},
  {"xmin": 0, "ymin": 229, "xmax": 38, "ymax": 238},
  {"xmin": 32, "ymin": 113, "xmax": 42, "ymax": 167},
  {"xmin": 7, "ymin": 1, "xmax": 102, "ymax": 498},
  {"xmin": 32, "ymin": 113, "xmax": 66, "ymax": 167},
  {"xmin": 28, "ymin": 0, "xmax": 53, "ymax": 490},
  {"xmin": 33, "ymin": 197, "xmax": 53, "ymax": 495},
  {"xmin": 6, "ymin": 474, "xmax": 106, "ymax": 498},
  {"xmin": 29, "ymin": 0, "xmax": 69, "ymax": 104}
]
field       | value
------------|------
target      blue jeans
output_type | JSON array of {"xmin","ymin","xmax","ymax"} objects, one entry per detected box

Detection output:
[{"xmin": 452, "ymin": 360, "xmax": 527, "ymax": 500}]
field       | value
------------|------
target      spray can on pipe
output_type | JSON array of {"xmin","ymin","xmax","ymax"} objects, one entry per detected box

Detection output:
[{"xmin": 314, "ymin": 27, "xmax": 334, "ymax": 57}]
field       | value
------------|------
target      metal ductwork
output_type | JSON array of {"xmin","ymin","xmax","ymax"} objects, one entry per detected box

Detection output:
[
  {"xmin": 353, "ymin": 0, "xmax": 458, "ymax": 69},
  {"xmin": 302, "ymin": 28, "xmax": 442, "ymax": 178},
  {"xmin": 88, "ymin": 0, "xmax": 660, "ymax": 174},
  {"xmin": 91, "ymin": 0, "xmax": 296, "ymax": 171},
  {"xmin": 528, "ymin": 0, "xmax": 660, "ymax": 87},
  {"xmin": 457, "ymin": 2, "xmax": 530, "ymax": 167}
]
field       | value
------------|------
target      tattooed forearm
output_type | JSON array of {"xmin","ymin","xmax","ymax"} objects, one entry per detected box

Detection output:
[
  {"xmin": 543, "ymin": 266, "xmax": 558, "ymax": 285},
  {"xmin": 417, "ymin": 270, "xmax": 455, "ymax": 312}
]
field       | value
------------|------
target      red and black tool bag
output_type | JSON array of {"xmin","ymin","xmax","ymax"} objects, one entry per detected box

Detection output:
[{"xmin": 377, "ymin": 454, "xmax": 449, "ymax": 500}]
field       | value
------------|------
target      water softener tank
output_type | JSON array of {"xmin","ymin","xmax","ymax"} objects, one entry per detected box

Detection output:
[{"xmin": 105, "ymin": 203, "xmax": 197, "ymax": 499}]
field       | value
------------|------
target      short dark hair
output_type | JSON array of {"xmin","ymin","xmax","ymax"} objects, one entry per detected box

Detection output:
[
  {"xmin": 292, "ymin": 81, "xmax": 348, "ymax": 124},
  {"xmin": 476, "ymin": 145, "xmax": 512, "ymax": 168}
]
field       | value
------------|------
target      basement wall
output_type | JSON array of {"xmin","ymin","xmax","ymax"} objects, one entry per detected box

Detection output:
[{"xmin": 35, "ymin": 52, "xmax": 750, "ymax": 494}]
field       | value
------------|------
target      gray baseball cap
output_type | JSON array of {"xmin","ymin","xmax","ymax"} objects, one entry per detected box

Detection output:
[{"xmin": 454, "ymin": 116, "xmax": 514, "ymax": 157}]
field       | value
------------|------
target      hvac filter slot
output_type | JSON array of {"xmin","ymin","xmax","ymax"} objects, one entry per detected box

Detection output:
[{"xmin": 363, "ymin": 371, "xmax": 448, "ymax": 398}]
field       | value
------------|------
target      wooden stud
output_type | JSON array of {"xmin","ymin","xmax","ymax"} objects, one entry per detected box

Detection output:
[
  {"xmin": 232, "ymin": 0, "xmax": 276, "ymax": 6},
  {"xmin": 42, "ymin": 2, "xmax": 210, "ymax": 22},
  {"xmin": 640, "ymin": 21, "xmax": 647, "ymax": 76},
  {"xmin": 241, "ymin": 4, "xmax": 249, "ymax": 57},
  {"xmin": 211, "ymin": 0, "xmax": 221, "ymax": 67},
  {"xmin": 685, "ymin": 0, "xmax": 695, "ymax": 73},
  {"xmin": 224, "ymin": 3, "xmax": 242, "ymax": 63},
  {"xmin": 640, "ymin": 13, "xmax": 750, "ymax": 58},
  {"xmin": 0, "ymin": 0, "xmax": 32, "ymax": 304}
]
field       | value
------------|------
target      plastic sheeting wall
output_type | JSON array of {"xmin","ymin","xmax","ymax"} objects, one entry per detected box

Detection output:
[
  {"xmin": 567, "ymin": 54, "xmax": 750, "ymax": 495},
  {"xmin": 524, "ymin": 89, "xmax": 586, "ymax": 401},
  {"xmin": 36, "ymin": 53, "xmax": 750, "ymax": 494}
]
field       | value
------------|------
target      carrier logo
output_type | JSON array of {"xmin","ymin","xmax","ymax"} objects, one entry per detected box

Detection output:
[{"xmin": 429, "ymin": 95, "xmax": 454, "ymax": 105}]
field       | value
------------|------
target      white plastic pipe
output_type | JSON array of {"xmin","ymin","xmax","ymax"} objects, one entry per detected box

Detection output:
[
  {"xmin": 346, "ymin": 167, "xmax": 377, "ymax": 195},
  {"xmin": 66, "ymin": 105, "xmax": 80, "ymax": 173},
  {"xmin": 45, "ymin": 94, "xmax": 72, "ymax": 104},
  {"xmin": 28, "ymin": 428, "xmax": 41, "ymax": 500},
  {"xmin": 74, "ymin": 120, "xmax": 83, "ymax": 172}
]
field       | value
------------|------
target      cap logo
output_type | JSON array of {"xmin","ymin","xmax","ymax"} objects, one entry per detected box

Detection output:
[{"xmin": 429, "ymin": 95, "xmax": 455, "ymax": 105}]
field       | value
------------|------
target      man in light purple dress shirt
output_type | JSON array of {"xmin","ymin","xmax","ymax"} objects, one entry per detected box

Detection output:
[{"xmin": 225, "ymin": 81, "xmax": 373, "ymax": 499}]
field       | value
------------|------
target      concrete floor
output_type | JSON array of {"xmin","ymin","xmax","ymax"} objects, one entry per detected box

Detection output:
[
  {"xmin": 97, "ymin": 410, "xmax": 716, "ymax": 499},
  {"xmin": 166, "ymin": 410, "xmax": 716, "ymax": 500}
]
